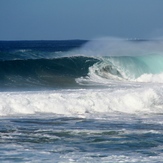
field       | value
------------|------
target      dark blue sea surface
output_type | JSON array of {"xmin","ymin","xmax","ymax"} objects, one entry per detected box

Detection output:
[
  {"xmin": 0, "ymin": 40, "xmax": 97, "ymax": 91},
  {"xmin": 0, "ymin": 39, "xmax": 163, "ymax": 162}
]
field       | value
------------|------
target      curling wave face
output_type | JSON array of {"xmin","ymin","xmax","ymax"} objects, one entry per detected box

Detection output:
[
  {"xmin": 77, "ymin": 54, "xmax": 163, "ymax": 85},
  {"xmin": 76, "ymin": 38, "xmax": 163, "ymax": 85}
]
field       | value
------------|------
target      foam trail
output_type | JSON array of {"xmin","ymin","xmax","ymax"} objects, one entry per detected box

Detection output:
[{"xmin": 0, "ymin": 87, "xmax": 162, "ymax": 117}]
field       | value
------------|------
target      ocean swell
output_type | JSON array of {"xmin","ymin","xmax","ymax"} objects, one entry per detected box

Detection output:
[{"xmin": 0, "ymin": 56, "xmax": 98, "ymax": 89}]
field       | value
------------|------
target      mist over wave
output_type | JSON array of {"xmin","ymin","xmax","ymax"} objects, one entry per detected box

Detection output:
[{"xmin": 78, "ymin": 37, "xmax": 163, "ymax": 57}]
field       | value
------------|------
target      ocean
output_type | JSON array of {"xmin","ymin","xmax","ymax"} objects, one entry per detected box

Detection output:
[{"xmin": 0, "ymin": 38, "xmax": 163, "ymax": 162}]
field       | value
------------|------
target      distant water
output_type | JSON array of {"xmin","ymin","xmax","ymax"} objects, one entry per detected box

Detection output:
[{"xmin": 1, "ymin": 39, "xmax": 163, "ymax": 162}]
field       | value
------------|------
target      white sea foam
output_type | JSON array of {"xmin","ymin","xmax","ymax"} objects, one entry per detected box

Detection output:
[
  {"xmin": 77, "ymin": 67, "xmax": 163, "ymax": 86},
  {"xmin": 0, "ymin": 87, "xmax": 162, "ymax": 117},
  {"xmin": 136, "ymin": 73, "xmax": 163, "ymax": 83}
]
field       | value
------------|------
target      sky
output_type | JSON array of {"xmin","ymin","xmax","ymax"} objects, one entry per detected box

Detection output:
[{"xmin": 0, "ymin": 0, "xmax": 163, "ymax": 40}]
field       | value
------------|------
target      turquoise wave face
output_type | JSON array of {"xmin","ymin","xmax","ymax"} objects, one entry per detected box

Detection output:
[{"xmin": 91, "ymin": 54, "xmax": 163, "ymax": 80}]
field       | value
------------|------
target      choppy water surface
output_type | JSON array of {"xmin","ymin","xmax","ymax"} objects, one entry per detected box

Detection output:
[{"xmin": 1, "ymin": 114, "xmax": 163, "ymax": 162}]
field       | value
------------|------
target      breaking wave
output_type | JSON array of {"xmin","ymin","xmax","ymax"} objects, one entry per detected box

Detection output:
[
  {"xmin": 77, "ymin": 54, "xmax": 163, "ymax": 84},
  {"xmin": 76, "ymin": 38, "xmax": 163, "ymax": 84}
]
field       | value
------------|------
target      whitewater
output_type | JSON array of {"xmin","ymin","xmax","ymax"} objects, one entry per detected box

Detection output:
[{"xmin": 1, "ymin": 38, "xmax": 163, "ymax": 162}]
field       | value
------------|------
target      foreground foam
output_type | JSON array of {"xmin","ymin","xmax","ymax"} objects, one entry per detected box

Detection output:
[
  {"xmin": 0, "ymin": 87, "xmax": 162, "ymax": 117},
  {"xmin": 136, "ymin": 73, "xmax": 163, "ymax": 83}
]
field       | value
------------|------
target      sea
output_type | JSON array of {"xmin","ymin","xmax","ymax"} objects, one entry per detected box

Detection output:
[{"xmin": 0, "ymin": 38, "xmax": 163, "ymax": 162}]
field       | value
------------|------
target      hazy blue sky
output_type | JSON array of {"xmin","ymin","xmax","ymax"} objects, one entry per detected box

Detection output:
[{"xmin": 0, "ymin": 0, "xmax": 163, "ymax": 40}]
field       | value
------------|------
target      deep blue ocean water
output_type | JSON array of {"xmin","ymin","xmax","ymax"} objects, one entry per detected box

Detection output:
[{"xmin": 1, "ymin": 39, "xmax": 163, "ymax": 162}]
